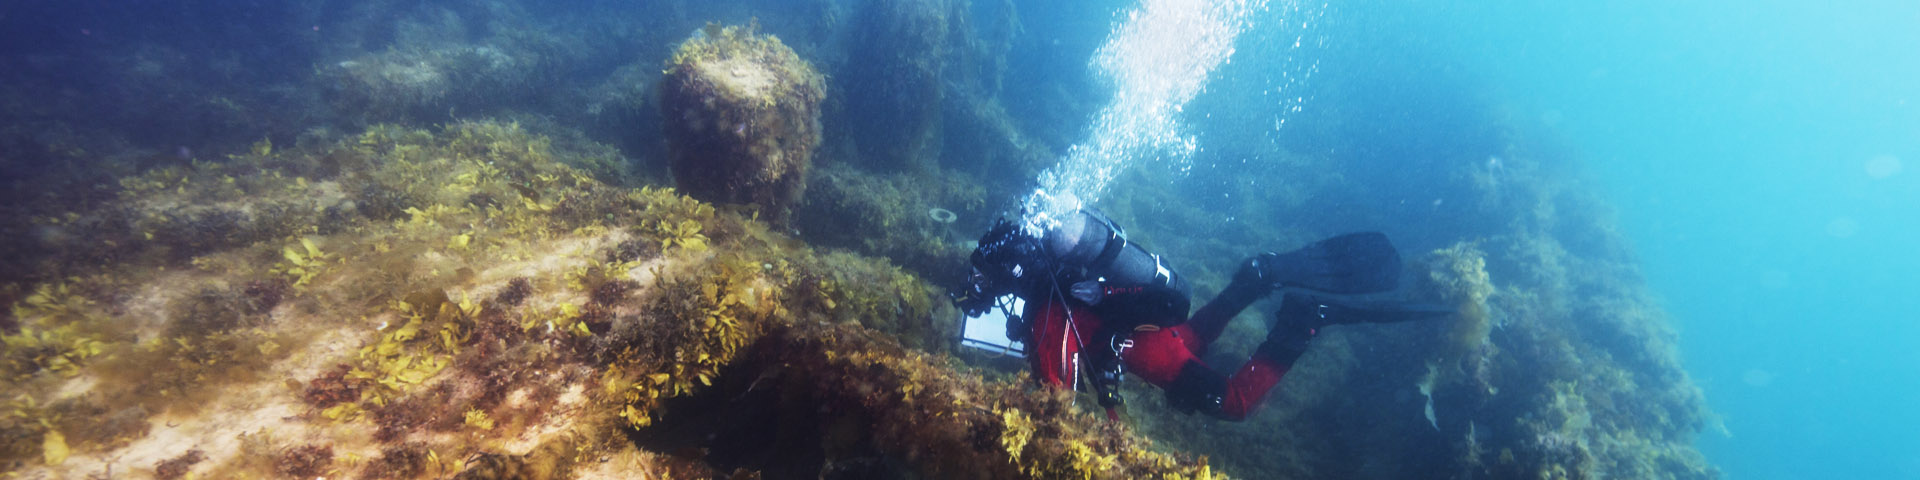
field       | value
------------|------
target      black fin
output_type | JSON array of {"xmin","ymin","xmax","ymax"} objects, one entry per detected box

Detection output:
[
  {"xmin": 1274, "ymin": 292, "xmax": 1457, "ymax": 331},
  {"xmin": 1342, "ymin": 302, "xmax": 1456, "ymax": 324},
  {"xmin": 1283, "ymin": 292, "xmax": 1457, "ymax": 325},
  {"xmin": 1270, "ymin": 232, "xmax": 1402, "ymax": 294}
]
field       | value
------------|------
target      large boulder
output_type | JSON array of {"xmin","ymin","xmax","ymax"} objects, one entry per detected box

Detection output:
[{"xmin": 660, "ymin": 23, "xmax": 825, "ymax": 223}]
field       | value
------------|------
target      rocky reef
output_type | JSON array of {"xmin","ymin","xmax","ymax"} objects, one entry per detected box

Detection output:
[
  {"xmin": 838, "ymin": 0, "xmax": 957, "ymax": 174},
  {"xmin": 0, "ymin": 122, "xmax": 1220, "ymax": 479},
  {"xmin": 791, "ymin": 163, "xmax": 986, "ymax": 284},
  {"xmin": 661, "ymin": 22, "xmax": 826, "ymax": 224},
  {"xmin": 1076, "ymin": 133, "xmax": 1717, "ymax": 479},
  {"xmin": 0, "ymin": 1, "xmax": 1719, "ymax": 479},
  {"xmin": 321, "ymin": 44, "xmax": 535, "ymax": 124}
]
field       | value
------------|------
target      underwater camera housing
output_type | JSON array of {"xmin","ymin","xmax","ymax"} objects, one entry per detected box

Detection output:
[
  {"xmin": 956, "ymin": 293, "xmax": 1025, "ymax": 357},
  {"xmin": 965, "ymin": 218, "xmax": 1047, "ymax": 299},
  {"xmin": 952, "ymin": 217, "xmax": 1045, "ymax": 357}
]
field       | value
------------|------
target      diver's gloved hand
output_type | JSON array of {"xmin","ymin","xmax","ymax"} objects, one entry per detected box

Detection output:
[{"xmin": 953, "ymin": 266, "xmax": 1003, "ymax": 317}]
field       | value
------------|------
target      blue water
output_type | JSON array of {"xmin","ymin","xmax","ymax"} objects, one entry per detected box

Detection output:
[
  {"xmin": 3, "ymin": 0, "xmax": 1912, "ymax": 477},
  {"xmin": 1145, "ymin": 0, "xmax": 1917, "ymax": 476},
  {"xmin": 1337, "ymin": 1, "xmax": 1920, "ymax": 478}
]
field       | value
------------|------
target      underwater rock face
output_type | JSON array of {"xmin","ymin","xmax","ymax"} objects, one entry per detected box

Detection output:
[
  {"xmin": 842, "ymin": 0, "xmax": 953, "ymax": 173},
  {"xmin": 660, "ymin": 23, "xmax": 825, "ymax": 223},
  {"xmin": 0, "ymin": 121, "xmax": 1219, "ymax": 480},
  {"xmin": 792, "ymin": 163, "xmax": 983, "ymax": 282},
  {"xmin": 322, "ymin": 45, "xmax": 535, "ymax": 123}
]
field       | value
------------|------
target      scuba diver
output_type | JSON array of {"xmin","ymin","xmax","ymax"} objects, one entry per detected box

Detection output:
[{"xmin": 953, "ymin": 210, "xmax": 1453, "ymax": 420}]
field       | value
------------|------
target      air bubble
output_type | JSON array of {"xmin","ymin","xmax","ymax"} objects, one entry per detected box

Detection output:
[
  {"xmin": 1825, "ymin": 217, "xmax": 1858, "ymax": 238},
  {"xmin": 1865, "ymin": 155, "xmax": 1902, "ymax": 179}
]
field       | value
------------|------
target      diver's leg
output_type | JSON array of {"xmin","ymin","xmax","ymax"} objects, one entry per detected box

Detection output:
[
  {"xmin": 1218, "ymin": 295, "xmax": 1322, "ymax": 420},
  {"xmin": 1119, "ymin": 328, "xmax": 1232, "ymax": 416},
  {"xmin": 1189, "ymin": 233, "xmax": 1403, "ymax": 351},
  {"xmin": 1184, "ymin": 256, "xmax": 1280, "ymax": 352},
  {"xmin": 1157, "ymin": 328, "xmax": 1309, "ymax": 421},
  {"xmin": 1219, "ymin": 293, "xmax": 1457, "ymax": 419},
  {"xmin": 1128, "ymin": 319, "xmax": 1290, "ymax": 420},
  {"xmin": 1219, "ymin": 357, "xmax": 1296, "ymax": 420}
]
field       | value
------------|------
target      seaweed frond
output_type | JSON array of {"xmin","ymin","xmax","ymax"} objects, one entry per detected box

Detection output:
[
  {"xmin": 348, "ymin": 288, "xmax": 477, "ymax": 407},
  {"xmin": 272, "ymin": 238, "xmax": 333, "ymax": 288}
]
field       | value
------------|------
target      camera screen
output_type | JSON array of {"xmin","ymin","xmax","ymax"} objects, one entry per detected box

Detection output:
[{"xmin": 958, "ymin": 294, "xmax": 1024, "ymax": 357}]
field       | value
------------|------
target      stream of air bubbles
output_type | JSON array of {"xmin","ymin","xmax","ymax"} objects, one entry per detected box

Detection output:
[{"xmin": 1020, "ymin": 0, "xmax": 1317, "ymax": 232}]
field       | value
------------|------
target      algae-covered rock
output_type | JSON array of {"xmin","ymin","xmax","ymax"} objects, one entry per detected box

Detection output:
[
  {"xmin": 1424, "ymin": 241, "xmax": 1496, "ymax": 363},
  {"xmin": 322, "ymin": 45, "xmax": 536, "ymax": 123},
  {"xmin": 660, "ymin": 22, "xmax": 826, "ymax": 224},
  {"xmin": 0, "ymin": 120, "xmax": 1219, "ymax": 480},
  {"xmin": 794, "ymin": 163, "xmax": 984, "ymax": 282}
]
